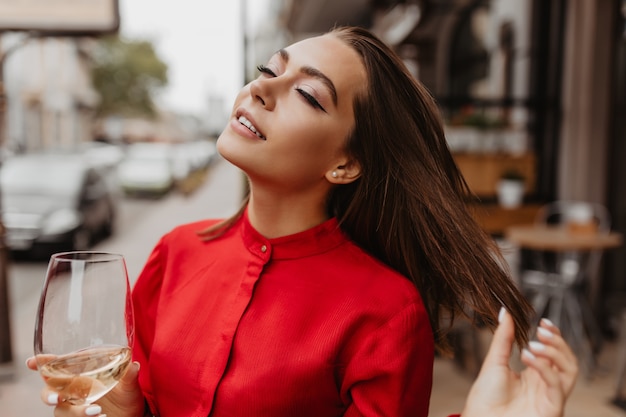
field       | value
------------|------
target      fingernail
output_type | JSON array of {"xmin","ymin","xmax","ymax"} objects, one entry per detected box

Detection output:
[
  {"xmin": 498, "ymin": 306, "xmax": 506, "ymax": 323},
  {"xmin": 47, "ymin": 393, "xmax": 59, "ymax": 405},
  {"xmin": 529, "ymin": 341, "xmax": 546, "ymax": 351},
  {"xmin": 24, "ymin": 357, "xmax": 33, "ymax": 367},
  {"xmin": 537, "ymin": 327, "xmax": 554, "ymax": 338},
  {"xmin": 522, "ymin": 348, "xmax": 536, "ymax": 360},
  {"xmin": 85, "ymin": 405, "xmax": 102, "ymax": 416},
  {"xmin": 541, "ymin": 318, "xmax": 554, "ymax": 327},
  {"xmin": 134, "ymin": 361, "xmax": 141, "ymax": 370}
]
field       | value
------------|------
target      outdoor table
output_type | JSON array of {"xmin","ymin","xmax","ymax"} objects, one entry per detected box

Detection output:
[{"xmin": 505, "ymin": 224, "xmax": 623, "ymax": 377}]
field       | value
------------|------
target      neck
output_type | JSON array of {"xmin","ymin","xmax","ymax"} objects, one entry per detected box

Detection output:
[{"xmin": 246, "ymin": 185, "xmax": 330, "ymax": 239}]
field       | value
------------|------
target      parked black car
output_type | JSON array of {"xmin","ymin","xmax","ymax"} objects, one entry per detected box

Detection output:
[{"xmin": 0, "ymin": 153, "xmax": 117, "ymax": 255}]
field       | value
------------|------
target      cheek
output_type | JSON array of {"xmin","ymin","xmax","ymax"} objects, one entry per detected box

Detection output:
[
  {"xmin": 277, "ymin": 113, "xmax": 344, "ymax": 156},
  {"xmin": 272, "ymin": 128, "xmax": 347, "ymax": 179}
]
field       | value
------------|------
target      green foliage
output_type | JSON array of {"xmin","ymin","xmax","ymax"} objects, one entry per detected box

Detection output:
[
  {"xmin": 450, "ymin": 106, "xmax": 507, "ymax": 130},
  {"xmin": 91, "ymin": 35, "xmax": 168, "ymax": 118},
  {"xmin": 460, "ymin": 112, "xmax": 506, "ymax": 129},
  {"xmin": 500, "ymin": 169, "xmax": 525, "ymax": 181}
]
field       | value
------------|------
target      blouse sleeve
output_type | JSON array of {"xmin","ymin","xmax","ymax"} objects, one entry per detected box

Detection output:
[
  {"xmin": 131, "ymin": 235, "xmax": 168, "ymax": 412},
  {"xmin": 341, "ymin": 301, "xmax": 435, "ymax": 417}
]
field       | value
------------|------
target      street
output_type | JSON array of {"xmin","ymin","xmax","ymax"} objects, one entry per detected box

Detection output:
[{"xmin": 0, "ymin": 156, "xmax": 244, "ymax": 416}]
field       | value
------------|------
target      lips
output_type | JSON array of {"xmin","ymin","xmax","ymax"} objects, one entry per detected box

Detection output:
[{"xmin": 236, "ymin": 113, "xmax": 266, "ymax": 140}]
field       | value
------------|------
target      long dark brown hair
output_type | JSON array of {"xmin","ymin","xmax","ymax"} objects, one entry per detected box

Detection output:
[{"xmin": 202, "ymin": 26, "xmax": 532, "ymax": 353}]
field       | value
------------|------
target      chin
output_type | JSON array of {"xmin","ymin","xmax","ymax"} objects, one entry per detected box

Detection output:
[
  {"xmin": 216, "ymin": 130, "xmax": 247, "ymax": 172},
  {"xmin": 216, "ymin": 132, "xmax": 233, "ymax": 161}
]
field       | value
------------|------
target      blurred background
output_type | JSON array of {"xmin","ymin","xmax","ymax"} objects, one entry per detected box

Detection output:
[{"xmin": 0, "ymin": 0, "xmax": 625, "ymax": 416}]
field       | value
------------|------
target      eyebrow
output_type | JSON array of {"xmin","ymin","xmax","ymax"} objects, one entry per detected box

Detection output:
[{"xmin": 277, "ymin": 48, "xmax": 338, "ymax": 106}]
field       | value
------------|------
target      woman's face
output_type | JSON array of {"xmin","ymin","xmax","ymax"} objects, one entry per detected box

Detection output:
[{"xmin": 217, "ymin": 34, "xmax": 366, "ymax": 192}]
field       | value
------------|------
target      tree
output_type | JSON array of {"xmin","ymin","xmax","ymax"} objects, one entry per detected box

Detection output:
[{"xmin": 91, "ymin": 35, "xmax": 168, "ymax": 118}]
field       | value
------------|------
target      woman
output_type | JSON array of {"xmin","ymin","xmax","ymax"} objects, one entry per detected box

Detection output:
[{"xmin": 30, "ymin": 26, "xmax": 578, "ymax": 416}]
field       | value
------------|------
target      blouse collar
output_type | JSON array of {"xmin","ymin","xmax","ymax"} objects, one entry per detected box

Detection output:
[{"xmin": 240, "ymin": 210, "xmax": 348, "ymax": 260}]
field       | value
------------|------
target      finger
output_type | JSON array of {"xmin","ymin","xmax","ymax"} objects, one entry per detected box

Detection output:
[
  {"xmin": 536, "ymin": 324, "xmax": 578, "ymax": 367},
  {"xmin": 528, "ymin": 341, "xmax": 557, "ymax": 368},
  {"xmin": 55, "ymin": 404, "xmax": 105, "ymax": 417},
  {"xmin": 84, "ymin": 404, "xmax": 105, "ymax": 416},
  {"xmin": 532, "ymin": 330, "xmax": 579, "ymax": 394},
  {"xmin": 536, "ymin": 326, "xmax": 577, "ymax": 368},
  {"xmin": 521, "ymin": 348, "xmax": 565, "ymax": 404},
  {"xmin": 26, "ymin": 356, "xmax": 38, "ymax": 371},
  {"xmin": 480, "ymin": 307, "xmax": 515, "ymax": 369},
  {"xmin": 40, "ymin": 388, "xmax": 61, "ymax": 406},
  {"xmin": 43, "ymin": 393, "xmax": 107, "ymax": 417},
  {"xmin": 539, "ymin": 318, "xmax": 578, "ymax": 364},
  {"xmin": 52, "ymin": 403, "xmax": 106, "ymax": 417},
  {"xmin": 525, "ymin": 350, "xmax": 561, "ymax": 384},
  {"xmin": 31, "ymin": 354, "xmax": 58, "ymax": 369},
  {"xmin": 540, "ymin": 318, "xmax": 562, "ymax": 337},
  {"xmin": 117, "ymin": 361, "xmax": 141, "ymax": 394},
  {"xmin": 537, "ymin": 319, "xmax": 578, "ymax": 370}
]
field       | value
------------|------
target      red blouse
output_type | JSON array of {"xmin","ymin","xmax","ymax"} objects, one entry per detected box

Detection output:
[{"xmin": 132, "ymin": 213, "xmax": 435, "ymax": 417}]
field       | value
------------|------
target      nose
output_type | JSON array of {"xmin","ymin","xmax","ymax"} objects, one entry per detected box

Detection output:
[{"xmin": 249, "ymin": 77, "xmax": 275, "ymax": 110}]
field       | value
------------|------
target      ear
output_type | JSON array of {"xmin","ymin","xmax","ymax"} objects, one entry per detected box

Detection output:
[{"xmin": 325, "ymin": 160, "xmax": 361, "ymax": 184}]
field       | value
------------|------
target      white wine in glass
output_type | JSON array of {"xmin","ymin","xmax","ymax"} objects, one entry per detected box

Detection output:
[{"xmin": 34, "ymin": 251, "xmax": 135, "ymax": 406}]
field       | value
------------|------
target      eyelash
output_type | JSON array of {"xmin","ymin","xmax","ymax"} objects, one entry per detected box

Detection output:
[
  {"xmin": 256, "ymin": 64, "xmax": 276, "ymax": 77},
  {"xmin": 295, "ymin": 88, "xmax": 325, "ymax": 111},
  {"xmin": 256, "ymin": 65, "xmax": 326, "ymax": 112}
]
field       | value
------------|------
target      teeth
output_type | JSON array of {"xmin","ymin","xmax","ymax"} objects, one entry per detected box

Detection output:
[{"xmin": 238, "ymin": 116, "xmax": 265, "ymax": 139}]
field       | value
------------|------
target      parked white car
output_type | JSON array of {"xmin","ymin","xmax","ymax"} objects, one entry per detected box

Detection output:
[{"xmin": 117, "ymin": 143, "xmax": 175, "ymax": 196}]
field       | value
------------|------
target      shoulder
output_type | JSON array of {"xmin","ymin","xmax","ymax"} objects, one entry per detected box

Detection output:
[
  {"xmin": 142, "ymin": 219, "xmax": 227, "ymax": 266},
  {"xmin": 337, "ymin": 240, "xmax": 419, "ymax": 296},
  {"xmin": 155, "ymin": 219, "xmax": 223, "ymax": 247},
  {"xmin": 311, "ymin": 239, "xmax": 427, "ymax": 320},
  {"xmin": 165, "ymin": 218, "xmax": 222, "ymax": 237}
]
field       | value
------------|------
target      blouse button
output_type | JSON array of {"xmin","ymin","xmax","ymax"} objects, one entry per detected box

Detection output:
[{"xmin": 261, "ymin": 245, "xmax": 267, "ymax": 253}]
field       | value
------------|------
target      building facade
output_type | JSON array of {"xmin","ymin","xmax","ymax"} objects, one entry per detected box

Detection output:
[{"xmin": 1, "ymin": 34, "xmax": 98, "ymax": 154}]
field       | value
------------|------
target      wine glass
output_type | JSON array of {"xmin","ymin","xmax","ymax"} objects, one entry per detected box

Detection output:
[{"xmin": 33, "ymin": 251, "xmax": 135, "ymax": 406}]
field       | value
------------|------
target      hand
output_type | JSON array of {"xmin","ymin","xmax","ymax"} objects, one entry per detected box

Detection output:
[
  {"xmin": 461, "ymin": 308, "xmax": 578, "ymax": 417},
  {"xmin": 26, "ymin": 356, "xmax": 145, "ymax": 417}
]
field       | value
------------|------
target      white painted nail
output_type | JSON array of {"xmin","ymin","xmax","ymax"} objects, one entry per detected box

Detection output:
[
  {"xmin": 537, "ymin": 327, "xmax": 554, "ymax": 338},
  {"xmin": 47, "ymin": 393, "xmax": 59, "ymax": 405},
  {"xmin": 522, "ymin": 348, "xmax": 536, "ymax": 360},
  {"xmin": 498, "ymin": 306, "xmax": 506, "ymax": 323},
  {"xmin": 529, "ymin": 341, "xmax": 546, "ymax": 351},
  {"xmin": 541, "ymin": 318, "xmax": 555, "ymax": 327},
  {"xmin": 85, "ymin": 405, "xmax": 102, "ymax": 416}
]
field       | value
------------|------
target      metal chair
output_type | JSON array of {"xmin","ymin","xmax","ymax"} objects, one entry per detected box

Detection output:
[{"xmin": 520, "ymin": 200, "xmax": 611, "ymax": 377}]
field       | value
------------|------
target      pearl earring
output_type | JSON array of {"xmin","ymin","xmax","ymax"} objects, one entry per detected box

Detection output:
[{"xmin": 332, "ymin": 171, "xmax": 338, "ymax": 178}]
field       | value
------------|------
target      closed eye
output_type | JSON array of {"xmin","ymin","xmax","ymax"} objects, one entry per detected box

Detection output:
[
  {"xmin": 296, "ymin": 88, "xmax": 327, "ymax": 113},
  {"xmin": 257, "ymin": 63, "xmax": 327, "ymax": 113},
  {"xmin": 256, "ymin": 64, "xmax": 276, "ymax": 77}
]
